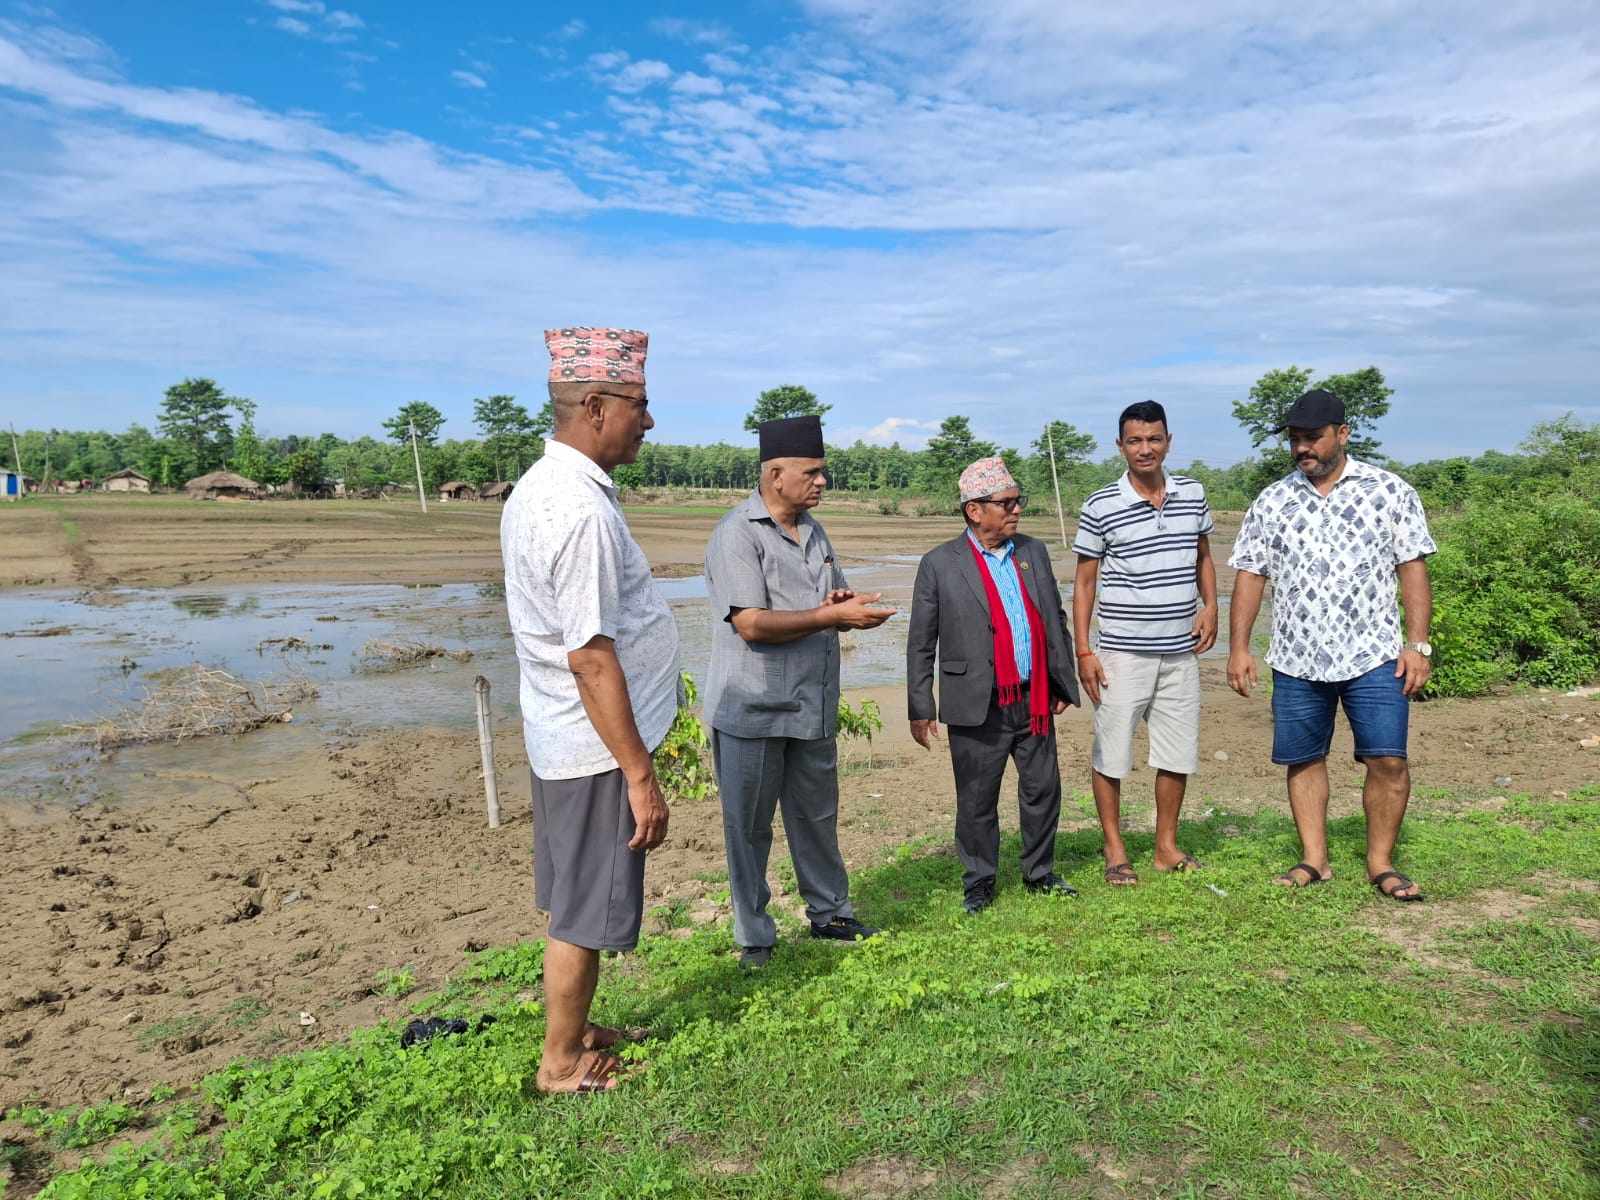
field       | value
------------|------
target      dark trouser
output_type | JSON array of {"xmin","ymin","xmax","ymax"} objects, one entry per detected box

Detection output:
[
  {"xmin": 712, "ymin": 730, "xmax": 854, "ymax": 950},
  {"xmin": 946, "ymin": 696, "xmax": 1062, "ymax": 895}
]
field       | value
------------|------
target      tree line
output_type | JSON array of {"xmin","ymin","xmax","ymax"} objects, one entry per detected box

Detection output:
[{"xmin": 11, "ymin": 367, "xmax": 1592, "ymax": 513}]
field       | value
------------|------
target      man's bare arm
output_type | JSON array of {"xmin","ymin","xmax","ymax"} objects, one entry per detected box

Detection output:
[
  {"xmin": 1072, "ymin": 555, "xmax": 1108, "ymax": 706},
  {"xmin": 1395, "ymin": 558, "xmax": 1433, "ymax": 697},
  {"xmin": 1193, "ymin": 535, "xmax": 1219, "ymax": 654},
  {"xmin": 1226, "ymin": 570, "xmax": 1267, "ymax": 698},
  {"xmin": 567, "ymin": 636, "xmax": 668, "ymax": 849}
]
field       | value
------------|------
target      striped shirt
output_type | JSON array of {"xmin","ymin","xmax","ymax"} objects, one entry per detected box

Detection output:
[{"xmin": 1073, "ymin": 472, "xmax": 1213, "ymax": 654}]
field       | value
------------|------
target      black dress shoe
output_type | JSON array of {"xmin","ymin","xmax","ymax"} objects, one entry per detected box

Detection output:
[
  {"xmin": 809, "ymin": 916, "xmax": 879, "ymax": 942},
  {"xmin": 738, "ymin": 945, "xmax": 773, "ymax": 970},
  {"xmin": 963, "ymin": 882, "xmax": 996, "ymax": 914},
  {"xmin": 1024, "ymin": 873, "xmax": 1078, "ymax": 897}
]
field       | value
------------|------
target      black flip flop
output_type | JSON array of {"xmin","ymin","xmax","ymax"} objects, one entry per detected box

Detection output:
[
  {"xmin": 1277, "ymin": 861, "xmax": 1328, "ymax": 888},
  {"xmin": 1371, "ymin": 870, "xmax": 1424, "ymax": 903}
]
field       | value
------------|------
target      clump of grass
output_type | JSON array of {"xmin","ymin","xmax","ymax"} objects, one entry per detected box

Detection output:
[
  {"xmin": 359, "ymin": 639, "xmax": 473, "ymax": 669},
  {"xmin": 68, "ymin": 666, "xmax": 317, "ymax": 750},
  {"xmin": 374, "ymin": 967, "xmax": 417, "ymax": 999}
]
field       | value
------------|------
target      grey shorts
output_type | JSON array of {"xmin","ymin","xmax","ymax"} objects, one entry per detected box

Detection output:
[{"xmin": 531, "ymin": 767, "xmax": 645, "ymax": 952}]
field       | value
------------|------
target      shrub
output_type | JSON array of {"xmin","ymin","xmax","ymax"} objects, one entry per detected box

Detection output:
[
  {"xmin": 653, "ymin": 673, "xmax": 715, "ymax": 802},
  {"xmin": 1426, "ymin": 493, "xmax": 1600, "ymax": 697}
]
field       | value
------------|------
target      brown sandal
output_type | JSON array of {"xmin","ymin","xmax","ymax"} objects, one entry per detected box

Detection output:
[
  {"xmin": 1104, "ymin": 862, "xmax": 1138, "ymax": 886},
  {"xmin": 538, "ymin": 1050, "xmax": 625, "ymax": 1095},
  {"xmin": 1276, "ymin": 862, "xmax": 1328, "ymax": 888}
]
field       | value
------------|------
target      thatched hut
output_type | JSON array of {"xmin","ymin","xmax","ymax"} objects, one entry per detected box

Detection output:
[
  {"xmin": 103, "ymin": 467, "xmax": 152, "ymax": 493},
  {"xmin": 185, "ymin": 470, "xmax": 261, "ymax": 500},
  {"xmin": 480, "ymin": 481, "xmax": 513, "ymax": 503},
  {"xmin": 438, "ymin": 480, "xmax": 478, "ymax": 502}
]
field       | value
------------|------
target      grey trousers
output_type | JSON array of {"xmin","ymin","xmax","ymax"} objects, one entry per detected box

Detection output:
[
  {"xmin": 947, "ymin": 697, "xmax": 1062, "ymax": 895},
  {"xmin": 712, "ymin": 730, "xmax": 854, "ymax": 950}
]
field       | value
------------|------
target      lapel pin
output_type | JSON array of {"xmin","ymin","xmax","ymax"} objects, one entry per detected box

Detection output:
[{"xmin": 1019, "ymin": 561, "xmax": 1030, "ymax": 570}]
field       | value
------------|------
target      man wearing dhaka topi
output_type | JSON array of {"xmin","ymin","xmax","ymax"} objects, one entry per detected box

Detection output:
[
  {"xmin": 906, "ymin": 456, "xmax": 1081, "ymax": 915},
  {"xmin": 501, "ymin": 326, "xmax": 677, "ymax": 1093},
  {"xmin": 703, "ymin": 414, "xmax": 891, "ymax": 970}
]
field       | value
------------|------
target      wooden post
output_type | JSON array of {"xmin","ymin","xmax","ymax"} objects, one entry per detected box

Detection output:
[
  {"xmin": 1046, "ymin": 424, "xmax": 1069, "ymax": 549},
  {"xmin": 409, "ymin": 419, "xmax": 428, "ymax": 514},
  {"xmin": 474, "ymin": 675, "xmax": 500, "ymax": 829}
]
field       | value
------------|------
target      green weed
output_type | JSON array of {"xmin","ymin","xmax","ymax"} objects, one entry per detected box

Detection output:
[{"xmin": 29, "ymin": 799, "xmax": 1600, "ymax": 1199}]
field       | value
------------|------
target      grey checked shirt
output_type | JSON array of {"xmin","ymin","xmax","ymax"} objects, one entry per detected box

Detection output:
[
  {"xmin": 704, "ymin": 490, "xmax": 848, "ymax": 740},
  {"xmin": 1229, "ymin": 457, "xmax": 1436, "ymax": 683}
]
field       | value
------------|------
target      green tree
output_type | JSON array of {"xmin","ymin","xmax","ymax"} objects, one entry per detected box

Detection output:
[
  {"xmin": 743, "ymin": 384, "xmax": 830, "ymax": 434},
  {"xmin": 531, "ymin": 398, "xmax": 555, "ymax": 438},
  {"xmin": 382, "ymin": 401, "xmax": 446, "ymax": 447},
  {"xmin": 472, "ymin": 394, "xmax": 538, "ymax": 480},
  {"xmin": 286, "ymin": 447, "xmax": 326, "ymax": 491},
  {"xmin": 1521, "ymin": 412, "xmax": 1600, "ymax": 469},
  {"xmin": 158, "ymin": 378, "xmax": 236, "ymax": 474},
  {"xmin": 917, "ymin": 415, "xmax": 997, "ymax": 498},
  {"xmin": 228, "ymin": 397, "xmax": 270, "ymax": 484},
  {"xmin": 1233, "ymin": 365, "xmax": 1393, "ymax": 484}
]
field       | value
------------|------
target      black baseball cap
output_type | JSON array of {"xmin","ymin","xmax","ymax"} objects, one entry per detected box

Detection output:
[{"xmin": 1272, "ymin": 388, "xmax": 1346, "ymax": 434}]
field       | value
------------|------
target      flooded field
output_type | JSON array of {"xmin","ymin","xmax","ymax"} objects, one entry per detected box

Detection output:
[{"xmin": 0, "ymin": 567, "xmax": 918, "ymax": 807}]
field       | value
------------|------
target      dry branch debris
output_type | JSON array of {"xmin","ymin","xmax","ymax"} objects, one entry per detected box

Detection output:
[
  {"xmin": 359, "ymin": 640, "xmax": 473, "ymax": 670},
  {"xmin": 69, "ymin": 666, "xmax": 318, "ymax": 750}
]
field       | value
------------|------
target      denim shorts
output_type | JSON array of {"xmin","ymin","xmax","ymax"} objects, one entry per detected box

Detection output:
[{"xmin": 1270, "ymin": 661, "xmax": 1410, "ymax": 765}]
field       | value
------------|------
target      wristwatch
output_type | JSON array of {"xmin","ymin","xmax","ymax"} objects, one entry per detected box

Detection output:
[{"xmin": 1409, "ymin": 641, "xmax": 1432, "ymax": 658}]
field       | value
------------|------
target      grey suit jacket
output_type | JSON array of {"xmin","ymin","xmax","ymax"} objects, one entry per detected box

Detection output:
[{"xmin": 906, "ymin": 531, "xmax": 1080, "ymax": 728}]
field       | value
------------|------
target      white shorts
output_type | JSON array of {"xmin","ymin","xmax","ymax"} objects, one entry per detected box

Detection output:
[{"xmin": 1090, "ymin": 649, "xmax": 1201, "ymax": 779}]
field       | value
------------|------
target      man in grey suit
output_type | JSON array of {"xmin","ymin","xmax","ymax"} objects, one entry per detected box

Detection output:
[{"xmin": 907, "ymin": 456, "xmax": 1081, "ymax": 913}]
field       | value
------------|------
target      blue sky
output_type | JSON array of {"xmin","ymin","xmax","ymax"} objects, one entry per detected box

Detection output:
[{"xmin": 1, "ymin": 1, "xmax": 1596, "ymax": 464}]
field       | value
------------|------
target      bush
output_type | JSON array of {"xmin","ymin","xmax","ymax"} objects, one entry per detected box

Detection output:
[
  {"xmin": 1426, "ymin": 493, "xmax": 1600, "ymax": 696},
  {"xmin": 653, "ymin": 673, "xmax": 715, "ymax": 802}
]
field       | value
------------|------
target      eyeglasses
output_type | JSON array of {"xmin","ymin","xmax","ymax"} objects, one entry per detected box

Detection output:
[
  {"xmin": 974, "ymin": 494, "xmax": 1027, "ymax": 512},
  {"xmin": 597, "ymin": 393, "xmax": 647, "ymax": 410}
]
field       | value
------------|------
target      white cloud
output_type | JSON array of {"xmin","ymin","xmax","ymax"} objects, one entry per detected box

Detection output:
[
  {"xmin": 852, "ymin": 417, "xmax": 943, "ymax": 447},
  {"xmin": 556, "ymin": 19, "xmax": 586, "ymax": 39},
  {"xmin": 701, "ymin": 51, "xmax": 744, "ymax": 75},
  {"xmin": 612, "ymin": 58, "xmax": 672, "ymax": 93},
  {"xmin": 0, "ymin": 9, "xmax": 1596, "ymax": 461},
  {"xmin": 266, "ymin": 0, "xmax": 323, "ymax": 12},
  {"xmin": 325, "ymin": 10, "xmax": 363, "ymax": 30},
  {"xmin": 671, "ymin": 71, "xmax": 722, "ymax": 96},
  {"xmin": 273, "ymin": 16, "xmax": 311, "ymax": 36},
  {"xmin": 450, "ymin": 69, "xmax": 487, "ymax": 89}
]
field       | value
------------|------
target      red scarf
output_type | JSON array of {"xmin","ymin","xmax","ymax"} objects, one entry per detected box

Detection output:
[{"xmin": 965, "ymin": 536, "xmax": 1051, "ymax": 735}]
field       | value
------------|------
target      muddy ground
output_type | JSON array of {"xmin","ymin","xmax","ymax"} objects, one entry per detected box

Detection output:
[
  {"xmin": 2, "ymin": 495, "xmax": 1598, "ymax": 1114},
  {"xmin": 0, "ymin": 492, "xmax": 944, "ymax": 591}
]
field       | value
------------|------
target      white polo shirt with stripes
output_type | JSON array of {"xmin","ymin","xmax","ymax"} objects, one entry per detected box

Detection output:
[{"xmin": 1072, "ymin": 471, "xmax": 1213, "ymax": 655}]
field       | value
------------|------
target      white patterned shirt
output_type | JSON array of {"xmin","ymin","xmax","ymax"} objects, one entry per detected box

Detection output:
[
  {"xmin": 500, "ymin": 440, "xmax": 680, "ymax": 780},
  {"xmin": 1228, "ymin": 457, "xmax": 1436, "ymax": 683}
]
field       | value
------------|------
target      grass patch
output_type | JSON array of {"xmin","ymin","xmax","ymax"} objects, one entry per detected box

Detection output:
[{"xmin": 29, "ymin": 797, "xmax": 1600, "ymax": 1199}]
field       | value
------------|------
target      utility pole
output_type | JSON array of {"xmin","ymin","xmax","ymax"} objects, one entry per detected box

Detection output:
[
  {"xmin": 1046, "ymin": 424, "xmax": 1069, "ymax": 549},
  {"xmin": 9, "ymin": 423, "xmax": 22, "ymax": 477},
  {"xmin": 409, "ymin": 419, "xmax": 428, "ymax": 514}
]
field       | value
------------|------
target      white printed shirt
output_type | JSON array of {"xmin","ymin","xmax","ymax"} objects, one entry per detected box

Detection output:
[
  {"xmin": 1228, "ymin": 457, "xmax": 1436, "ymax": 682},
  {"xmin": 500, "ymin": 440, "xmax": 680, "ymax": 780}
]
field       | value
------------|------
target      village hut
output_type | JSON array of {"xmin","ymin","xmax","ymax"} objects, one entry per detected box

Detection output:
[
  {"xmin": 184, "ymin": 470, "xmax": 261, "ymax": 500},
  {"xmin": 438, "ymin": 480, "xmax": 478, "ymax": 502},
  {"xmin": 1, "ymin": 468, "xmax": 29, "ymax": 500},
  {"xmin": 480, "ymin": 481, "xmax": 514, "ymax": 503},
  {"xmin": 102, "ymin": 467, "xmax": 152, "ymax": 494}
]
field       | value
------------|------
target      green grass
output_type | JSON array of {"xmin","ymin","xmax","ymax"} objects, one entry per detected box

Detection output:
[{"xmin": 25, "ymin": 793, "xmax": 1600, "ymax": 1199}]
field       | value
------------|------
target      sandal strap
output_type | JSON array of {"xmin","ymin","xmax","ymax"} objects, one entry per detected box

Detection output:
[
  {"xmin": 1284, "ymin": 862, "xmax": 1322, "ymax": 885},
  {"xmin": 577, "ymin": 1053, "xmax": 622, "ymax": 1092},
  {"xmin": 1371, "ymin": 870, "xmax": 1411, "ymax": 893}
]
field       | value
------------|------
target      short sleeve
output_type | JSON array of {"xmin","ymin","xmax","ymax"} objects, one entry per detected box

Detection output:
[
  {"xmin": 1228, "ymin": 499, "xmax": 1272, "ymax": 575},
  {"xmin": 1071, "ymin": 500, "xmax": 1106, "ymax": 559},
  {"xmin": 1197, "ymin": 489, "xmax": 1215, "ymax": 536},
  {"xmin": 1391, "ymin": 481, "xmax": 1437, "ymax": 564},
  {"xmin": 551, "ymin": 511, "xmax": 626, "ymax": 653},
  {"xmin": 706, "ymin": 520, "xmax": 770, "ymax": 620}
]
